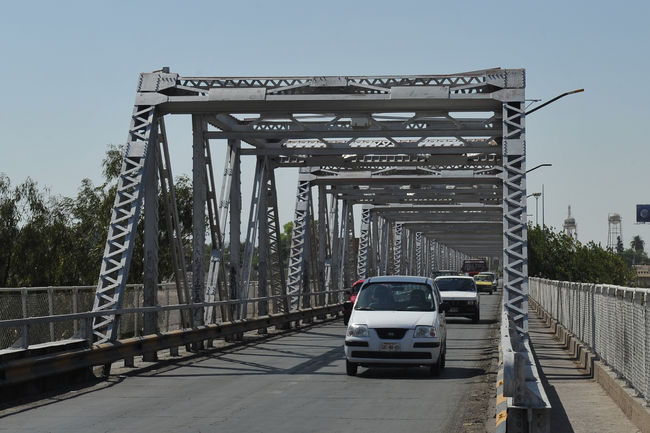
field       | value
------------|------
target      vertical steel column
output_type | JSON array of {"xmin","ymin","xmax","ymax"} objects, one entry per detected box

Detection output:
[
  {"xmin": 380, "ymin": 217, "xmax": 390, "ymax": 276},
  {"xmin": 344, "ymin": 203, "xmax": 356, "ymax": 288},
  {"xmin": 191, "ymin": 116, "xmax": 206, "ymax": 329},
  {"xmin": 357, "ymin": 205, "xmax": 371, "ymax": 280},
  {"xmin": 431, "ymin": 240, "xmax": 437, "ymax": 270},
  {"xmin": 229, "ymin": 139, "xmax": 242, "ymax": 322},
  {"xmin": 370, "ymin": 213, "xmax": 380, "ymax": 277},
  {"xmin": 307, "ymin": 197, "xmax": 320, "ymax": 309},
  {"xmin": 317, "ymin": 186, "xmax": 328, "ymax": 306},
  {"xmin": 209, "ymin": 142, "xmax": 236, "ymax": 322},
  {"xmin": 402, "ymin": 228, "xmax": 415, "ymax": 275},
  {"xmin": 329, "ymin": 196, "xmax": 341, "ymax": 297},
  {"xmin": 264, "ymin": 167, "xmax": 288, "ymax": 314},
  {"xmin": 156, "ymin": 119, "xmax": 192, "ymax": 329},
  {"xmin": 503, "ymin": 96, "xmax": 528, "ymax": 335},
  {"xmin": 287, "ymin": 168, "xmax": 312, "ymax": 310},
  {"xmin": 143, "ymin": 117, "xmax": 159, "ymax": 361},
  {"xmin": 423, "ymin": 236, "xmax": 429, "ymax": 276},
  {"xmin": 257, "ymin": 174, "xmax": 269, "ymax": 321},
  {"xmin": 338, "ymin": 200, "xmax": 351, "ymax": 289},
  {"xmin": 393, "ymin": 223, "xmax": 403, "ymax": 275},
  {"xmin": 442, "ymin": 245, "xmax": 447, "ymax": 270},
  {"xmin": 203, "ymin": 133, "xmax": 227, "ymax": 325},
  {"xmin": 241, "ymin": 157, "xmax": 267, "ymax": 318},
  {"xmin": 92, "ymin": 93, "xmax": 157, "ymax": 344},
  {"xmin": 415, "ymin": 232, "xmax": 423, "ymax": 276}
]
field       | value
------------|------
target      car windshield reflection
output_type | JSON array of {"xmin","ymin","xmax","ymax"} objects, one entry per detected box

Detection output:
[
  {"xmin": 435, "ymin": 278, "xmax": 476, "ymax": 292},
  {"xmin": 354, "ymin": 282, "xmax": 436, "ymax": 312}
]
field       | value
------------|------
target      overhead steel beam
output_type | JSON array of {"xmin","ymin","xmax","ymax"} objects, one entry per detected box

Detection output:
[{"xmin": 204, "ymin": 117, "xmax": 499, "ymax": 141}]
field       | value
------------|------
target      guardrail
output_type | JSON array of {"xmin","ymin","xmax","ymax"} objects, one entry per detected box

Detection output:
[
  {"xmin": 529, "ymin": 277, "xmax": 650, "ymax": 406},
  {"xmin": 499, "ymin": 307, "xmax": 551, "ymax": 433},
  {"xmin": 0, "ymin": 289, "xmax": 345, "ymax": 386},
  {"xmin": 0, "ymin": 283, "xmax": 197, "ymax": 349}
]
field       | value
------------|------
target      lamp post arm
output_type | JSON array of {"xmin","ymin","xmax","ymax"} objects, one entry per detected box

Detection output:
[{"xmin": 525, "ymin": 89, "xmax": 584, "ymax": 116}]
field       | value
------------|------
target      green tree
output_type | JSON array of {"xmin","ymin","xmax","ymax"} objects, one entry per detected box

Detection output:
[
  {"xmin": 619, "ymin": 248, "xmax": 650, "ymax": 267},
  {"xmin": 616, "ymin": 236, "xmax": 624, "ymax": 254},
  {"xmin": 0, "ymin": 175, "xmax": 20, "ymax": 286},
  {"xmin": 631, "ymin": 235, "xmax": 645, "ymax": 253},
  {"xmin": 4, "ymin": 178, "xmax": 77, "ymax": 286},
  {"xmin": 528, "ymin": 224, "xmax": 634, "ymax": 285}
]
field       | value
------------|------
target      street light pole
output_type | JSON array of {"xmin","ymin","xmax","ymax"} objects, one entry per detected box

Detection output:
[
  {"xmin": 526, "ymin": 192, "xmax": 542, "ymax": 226},
  {"xmin": 542, "ymin": 184, "xmax": 545, "ymax": 227},
  {"xmin": 526, "ymin": 164, "xmax": 551, "ymax": 227}
]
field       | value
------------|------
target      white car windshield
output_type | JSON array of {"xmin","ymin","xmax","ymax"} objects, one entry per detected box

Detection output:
[
  {"xmin": 355, "ymin": 282, "xmax": 435, "ymax": 311},
  {"xmin": 436, "ymin": 278, "xmax": 476, "ymax": 292}
]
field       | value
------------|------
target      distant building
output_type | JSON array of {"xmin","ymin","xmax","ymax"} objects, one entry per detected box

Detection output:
[{"xmin": 633, "ymin": 265, "xmax": 650, "ymax": 287}]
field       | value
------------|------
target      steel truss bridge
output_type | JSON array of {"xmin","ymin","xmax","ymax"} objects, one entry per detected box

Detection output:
[
  {"xmin": 0, "ymin": 67, "xmax": 551, "ymax": 431},
  {"xmin": 92, "ymin": 67, "xmax": 528, "ymax": 349}
]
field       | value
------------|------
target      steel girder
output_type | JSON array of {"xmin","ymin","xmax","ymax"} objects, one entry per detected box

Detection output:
[
  {"xmin": 264, "ymin": 166, "xmax": 289, "ymax": 314},
  {"xmin": 415, "ymin": 232, "xmax": 423, "ymax": 275},
  {"xmin": 155, "ymin": 118, "xmax": 192, "ymax": 328},
  {"xmin": 286, "ymin": 168, "xmax": 313, "ymax": 309},
  {"xmin": 240, "ymin": 157, "xmax": 267, "ymax": 318},
  {"xmin": 502, "ymin": 101, "xmax": 528, "ymax": 335},
  {"xmin": 356, "ymin": 206, "xmax": 372, "ymax": 279},
  {"xmin": 203, "ymin": 118, "xmax": 228, "ymax": 325},
  {"xmin": 92, "ymin": 96, "xmax": 157, "ymax": 344},
  {"xmin": 192, "ymin": 116, "xmax": 207, "ymax": 327},
  {"xmin": 393, "ymin": 223, "xmax": 404, "ymax": 275}
]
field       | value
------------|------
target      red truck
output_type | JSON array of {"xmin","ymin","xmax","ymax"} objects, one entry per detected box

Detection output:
[{"xmin": 461, "ymin": 258, "xmax": 488, "ymax": 276}]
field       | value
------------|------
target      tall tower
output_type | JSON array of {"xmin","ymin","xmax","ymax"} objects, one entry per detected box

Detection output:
[
  {"xmin": 563, "ymin": 205, "xmax": 578, "ymax": 240},
  {"xmin": 607, "ymin": 213, "xmax": 623, "ymax": 251}
]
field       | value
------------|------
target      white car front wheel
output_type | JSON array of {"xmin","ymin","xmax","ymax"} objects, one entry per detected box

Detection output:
[{"xmin": 346, "ymin": 359, "xmax": 358, "ymax": 376}]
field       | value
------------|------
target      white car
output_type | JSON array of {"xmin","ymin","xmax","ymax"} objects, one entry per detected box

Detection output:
[
  {"xmin": 434, "ymin": 276, "xmax": 480, "ymax": 323},
  {"xmin": 344, "ymin": 276, "xmax": 447, "ymax": 377}
]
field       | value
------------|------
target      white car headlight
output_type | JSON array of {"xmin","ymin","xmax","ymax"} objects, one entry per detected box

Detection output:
[
  {"xmin": 414, "ymin": 325, "xmax": 437, "ymax": 338},
  {"xmin": 347, "ymin": 324, "xmax": 369, "ymax": 337}
]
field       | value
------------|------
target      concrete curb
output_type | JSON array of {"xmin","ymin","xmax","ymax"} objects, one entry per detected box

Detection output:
[{"xmin": 530, "ymin": 299, "xmax": 650, "ymax": 433}]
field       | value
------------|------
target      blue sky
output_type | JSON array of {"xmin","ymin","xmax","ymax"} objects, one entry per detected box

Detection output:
[{"xmin": 1, "ymin": 0, "xmax": 649, "ymax": 247}]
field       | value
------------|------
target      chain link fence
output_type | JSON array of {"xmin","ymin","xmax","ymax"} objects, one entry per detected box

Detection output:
[{"xmin": 529, "ymin": 277, "xmax": 650, "ymax": 406}]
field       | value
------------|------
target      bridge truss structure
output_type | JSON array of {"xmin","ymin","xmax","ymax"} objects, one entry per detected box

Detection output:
[{"xmin": 91, "ymin": 67, "xmax": 528, "ymax": 344}]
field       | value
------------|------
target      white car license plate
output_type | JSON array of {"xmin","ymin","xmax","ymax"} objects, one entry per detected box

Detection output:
[{"xmin": 380, "ymin": 342, "xmax": 400, "ymax": 351}]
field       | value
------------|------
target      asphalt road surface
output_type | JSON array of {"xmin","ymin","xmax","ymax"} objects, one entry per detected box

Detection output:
[{"xmin": 1, "ymin": 292, "xmax": 501, "ymax": 433}]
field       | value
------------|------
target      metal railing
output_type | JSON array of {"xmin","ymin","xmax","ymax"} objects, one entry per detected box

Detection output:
[
  {"xmin": 0, "ymin": 282, "xmax": 337, "ymax": 351},
  {"xmin": 529, "ymin": 277, "xmax": 650, "ymax": 405},
  {"xmin": 0, "ymin": 284, "xmax": 344, "ymax": 386}
]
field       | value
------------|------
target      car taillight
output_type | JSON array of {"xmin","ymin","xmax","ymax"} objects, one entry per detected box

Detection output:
[{"xmin": 350, "ymin": 295, "xmax": 357, "ymax": 303}]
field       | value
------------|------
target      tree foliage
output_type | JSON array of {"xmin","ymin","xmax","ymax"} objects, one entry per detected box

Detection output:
[
  {"xmin": 0, "ymin": 145, "xmax": 196, "ymax": 287},
  {"xmin": 528, "ymin": 224, "xmax": 635, "ymax": 285}
]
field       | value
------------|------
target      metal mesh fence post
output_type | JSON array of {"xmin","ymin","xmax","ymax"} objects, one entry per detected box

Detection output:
[{"xmin": 645, "ymin": 291, "xmax": 650, "ymax": 405}]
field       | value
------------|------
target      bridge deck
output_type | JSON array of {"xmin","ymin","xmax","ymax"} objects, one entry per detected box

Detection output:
[{"xmin": 0, "ymin": 295, "xmax": 501, "ymax": 433}]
